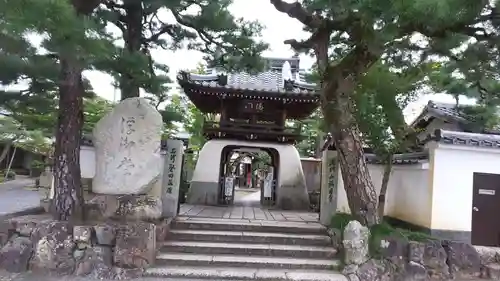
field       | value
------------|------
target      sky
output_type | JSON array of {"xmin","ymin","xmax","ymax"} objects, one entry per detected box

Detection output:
[{"xmin": 79, "ymin": 0, "xmax": 475, "ymax": 122}]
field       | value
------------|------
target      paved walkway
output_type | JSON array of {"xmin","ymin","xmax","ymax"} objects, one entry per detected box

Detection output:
[
  {"xmin": 0, "ymin": 178, "xmax": 41, "ymax": 217},
  {"xmin": 178, "ymin": 204, "xmax": 319, "ymax": 222}
]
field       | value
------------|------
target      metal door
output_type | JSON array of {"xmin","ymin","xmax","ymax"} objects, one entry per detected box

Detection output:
[{"xmin": 471, "ymin": 172, "xmax": 500, "ymax": 246}]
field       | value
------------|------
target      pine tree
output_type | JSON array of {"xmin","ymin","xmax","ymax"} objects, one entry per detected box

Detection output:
[
  {"xmin": 270, "ymin": 0, "xmax": 496, "ymax": 225},
  {"xmin": 97, "ymin": 0, "xmax": 268, "ymax": 100}
]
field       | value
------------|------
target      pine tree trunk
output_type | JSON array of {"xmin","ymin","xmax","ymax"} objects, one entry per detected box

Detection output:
[
  {"xmin": 319, "ymin": 46, "xmax": 382, "ymax": 226},
  {"xmin": 120, "ymin": 0, "xmax": 143, "ymax": 100},
  {"xmin": 52, "ymin": 0, "xmax": 102, "ymax": 221},
  {"xmin": 52, "ymin": 55, "xmax": 84, "ymax": 221},
  {"xmin": 378, "ymin": 154, "xmax": 393, "ymax": 219}
]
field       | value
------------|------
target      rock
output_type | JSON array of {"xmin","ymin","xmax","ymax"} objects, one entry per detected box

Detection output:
[
  {"xmin": 421, "ymin": 240, "xmax": 449, "ymax": 279},
  {"xmin": 114, "ymin": 267, "xmax": 144, "ymax": 279},
  {"xmin": 356, "ymin": 259, "xmax": 386, "ymax": 281},
  {"xmin": 474, "ymin": 245, "xmax": 500, "ymax": 265},
  {"xmin": 75, "ymin": 246, "xmax": 114, "ymax": 279},
  {"xmin": 156, "ymin": 218, "xmax": 172, "ymax": 242},
  {"xmin": 402, "ymin": 261, "xmax": 427, "ymax": 280},
  {"xmin": 92, "ymin": 97, "xmax": 163, "ymax": 195},
  {"xmin": 86, "ymin": 194, "xmax": 162, "ymax": 221},
  {"xmin": 16, "ymin": 221, "xmax": 37, "ymax": 237},
  {"xmin": 73, "ymin": 226, "xmax": 93, "ymax": 244},
  {"xmin": 482, "ymin": 263, "xmax": 500, "ymax": 279},
  {"xmin": 343, "ymin": 220, "xmax": 369, "ymax": 265},
  {"xmin": 30, "ymin": 221, "xmax": 76, "ymax": 275},
  {"xmin": 342, "ymin": 264, "xmax": 359, "ymax": 275},
  {"xmin": 114, "ymin": 222, "xmax": 156, "ymax": 268},
  {"xmin": 408, "ymin": 241, "xmax": 425, "ymax": 263},
  {"xmin": 94, "ymin": 224, "xmax": 116, "ymax": 246},
  {"xmin": 442, "ymin": 240, "xmax": 481, "ymax": 278},
  {"xmin": 327, "ymin": 228, "xmax": 342, "ymax": 249},
  {"xmin": 0, "ymin": 237, "xmax": 33, "ymax": 272},
  {"xmin": 346, "ymin": 273, "xmax": 360, "ymax": 281},
  {"xmin": 379, "ymin": 236, "xmax": 408, "ymax": 266},
  {"xmin": 0, "ymin": 221, "xmax": 15, "ymax": 247}
]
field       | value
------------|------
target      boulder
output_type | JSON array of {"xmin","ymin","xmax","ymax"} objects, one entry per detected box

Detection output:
[
  {"xmin": 75, "ymin": 246, "xmax": 114, "ymax": 279},
  {"xmin": 378, "ymin": 236, "xmax": 408, "ymax": 267},
  {"xmin": 343, "ymin": 220, "xmax": 369, "ymax": 265},
  {"xmin": 442, "ymin": 240, "xmax": 481, "ymax": 279},
  {"xmin": 92, "ymin": 97, "xmax": 163, "ymax": 195},
  {"xmin": 94, "ymin": 224, "xmax": 116, "ymax": 246},
  {"xmin": 114, "ymin": 222, "xmax": 156, "ymax": 268},
  {"xmin": 356, "ymin": 259, "xmax": 387, "ymax": 281},
  {"xmin": 0, "ymin": 237, "xmax": 33, "ymax": 272},
  {"xmin": 421, "ymin": 240, "xmax": 449, "ymax": 279},
  {"xmin": 30, "ymin": 221, "xmax": 76, "ymax": 275}
]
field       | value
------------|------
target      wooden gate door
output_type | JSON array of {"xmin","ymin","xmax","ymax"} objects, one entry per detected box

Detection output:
[{"xmin": 472, "ymin": 172, "xmax": 500, "ymax": 246}]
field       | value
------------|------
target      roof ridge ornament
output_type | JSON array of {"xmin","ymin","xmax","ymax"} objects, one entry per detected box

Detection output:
[
  {"xmin": 282, "ymin": 61, "xmax": 295, "ymax": 91},
  {"xmin": 282, "ymin": 61, "xmax": 292, "ymax": 81}
]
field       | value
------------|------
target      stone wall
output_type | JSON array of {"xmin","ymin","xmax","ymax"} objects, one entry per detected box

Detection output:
[
  {"xmin": 0, "ymin": 214, "xmax": 171, "ymax": 278},
  {"xmin": 336, "ymin": 220, "xmax": 500, "ymax": 281}
]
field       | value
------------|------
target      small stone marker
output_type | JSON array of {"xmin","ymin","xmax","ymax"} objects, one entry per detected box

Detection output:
[
  {"xmin": 92, "ymin": 97, "xmax": 163, "ymax": 195},
  {"xmin": 343, "ymin": 220, "xmax": 370, "ymax": 265}
]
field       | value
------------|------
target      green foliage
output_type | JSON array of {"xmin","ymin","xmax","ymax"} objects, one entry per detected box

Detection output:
[{"xmin": 330, "ymin": 212, "xmax": 433, "ymax": 257}]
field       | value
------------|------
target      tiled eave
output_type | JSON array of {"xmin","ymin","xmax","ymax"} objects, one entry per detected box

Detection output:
[
  {"xmin": 430, "ymin": 129, "xmax": 500, "ymax": 149},
  {"xmin": 177, "ymin": 72, "xmax": 320, "ymax": 102},
  {"xmin": 411, "ymin": 101, "xmax": 474, "ymax": 131},
  {"xmin": 180, "ymin": 83, "xmax": 320, "ymax": 103},
  {"xmin": 365, "ymin": 151, "xmax": 429, "ymax": 165}
]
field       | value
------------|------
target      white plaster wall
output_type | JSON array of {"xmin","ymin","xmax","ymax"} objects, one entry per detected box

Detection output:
[
  {"xmin": 80, "ymin": 146, "xmax": 96, "ymax": 179},
  {"xmin": 335, "ymin": 162, "xmax": 430, "ymax": 227},
  {"xmin": 192, "ymin": 139, "xmax": 306, "ymax": 191},
  {"xmin": 431, "ymin": 143, "xmax": 500, "ymax": 232}
]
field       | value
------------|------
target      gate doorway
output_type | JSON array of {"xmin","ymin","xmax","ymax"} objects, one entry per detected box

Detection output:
[
  {"xmin": 218, "ymin": 145, "xmax": 279, "ymax": 207},
  {"xmin": 471, "ymin": 172, "xmax": 500, "ymax": 246}
]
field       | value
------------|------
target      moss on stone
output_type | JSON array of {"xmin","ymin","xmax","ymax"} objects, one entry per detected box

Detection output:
[{"xmin": 329, "ymin": 212, "xmax": 434, "ymax": 257}]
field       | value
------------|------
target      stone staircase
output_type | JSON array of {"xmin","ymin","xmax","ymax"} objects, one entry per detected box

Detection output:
[{"xmin": 145, "ymin": 216, "xmax": 347, "ymax": 281}]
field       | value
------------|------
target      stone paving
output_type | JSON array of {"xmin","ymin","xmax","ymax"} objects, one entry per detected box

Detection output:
[
  {"xmin": 178, "ymin": 204, "xmax": 319, "ymax": 222},
  {"xmin": 0, "ymin": 178, "xmax": 41, "ymax": 217}
]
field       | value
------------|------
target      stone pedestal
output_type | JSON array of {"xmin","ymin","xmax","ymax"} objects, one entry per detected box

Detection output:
[
  {"xmin": 320, "ymin": 150, "xmax": 339, "ymax": 225},
  {"xmin": 161, "ymin": 139, "xmax": 184, "ymax": 218}
]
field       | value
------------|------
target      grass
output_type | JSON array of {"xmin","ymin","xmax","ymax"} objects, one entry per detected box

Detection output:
[{"xmin": 330, "ymin": 212, "xmax": 434, "ymax": 257}]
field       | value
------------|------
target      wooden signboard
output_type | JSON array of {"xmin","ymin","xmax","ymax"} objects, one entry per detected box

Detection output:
[{"xmin": 241, "ymin": 99, "xmax": 265, "ymax": 113}]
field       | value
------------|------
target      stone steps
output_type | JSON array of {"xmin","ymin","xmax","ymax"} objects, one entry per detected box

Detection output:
[
  {"xmin": 173, "ymin": 217, "xmax": 328, "ymax": 234},
  {"xmin": 155, "ymin": 252, "xmax": 341, "ymax": 270},
  {"xmin": 146, "ymin": 266, "xmax": 348, "ymax": 281},
  {"xmin": 160, "ymin": 241, "xmax": 337, "ymax": 259},
  {"xmin": 169, "ymin": 229, "xmax": 332, "ymax": 246},
  {"xmin": 147, "ymin": 216, "xmax": 344, "ymax": 280}
]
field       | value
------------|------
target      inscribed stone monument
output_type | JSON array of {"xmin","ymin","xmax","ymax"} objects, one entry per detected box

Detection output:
[
  {"xmin": 92, "ymin": 97, "xmax": 163, "ymax": 195},
  {"xmin": 161, "ymin": 139, "xmax": 184, "ymax": 217}
]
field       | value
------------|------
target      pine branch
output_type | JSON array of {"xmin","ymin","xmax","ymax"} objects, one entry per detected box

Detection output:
[{"xmin": 269, "ymin": 0, "xmax": 324, "ymax": 29}]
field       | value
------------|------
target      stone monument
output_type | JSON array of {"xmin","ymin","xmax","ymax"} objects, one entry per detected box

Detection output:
[
  {"xmin": 86, "ymin": 97, "xmax": 164, "ymax": 221},
  {"xmin": 92, "ymin": 97, "xmax": 163, "ymax": 195}
]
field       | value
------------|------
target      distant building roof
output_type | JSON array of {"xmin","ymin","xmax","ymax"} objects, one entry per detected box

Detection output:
[
  {"xmin": 411, "ymin": 100, "xmax": 484, "ymax": 132},
  {"xmin": 428, "ymin": 129, "xmax": 500, "ymax": 149}
]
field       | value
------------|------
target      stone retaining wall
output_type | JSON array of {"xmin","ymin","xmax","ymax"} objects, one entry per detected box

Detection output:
[
  {"xmin": 337, "ymin": 220, "xmax": 500, "ymax": 280},
  {"xmin": 0, "ymin": 215, "xmax": 171, "ymax": 279}
]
